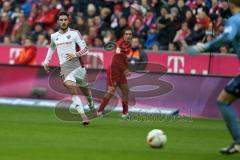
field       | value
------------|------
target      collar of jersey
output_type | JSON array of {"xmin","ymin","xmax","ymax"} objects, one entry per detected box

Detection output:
[{"xmin": 58, "ymin": 27, "xmax": 70, "ymax": 34}]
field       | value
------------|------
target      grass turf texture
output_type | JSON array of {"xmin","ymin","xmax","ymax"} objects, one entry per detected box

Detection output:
[{"xmin": 0, "ymin": 105, "xmax": 239, "ymax": 160}]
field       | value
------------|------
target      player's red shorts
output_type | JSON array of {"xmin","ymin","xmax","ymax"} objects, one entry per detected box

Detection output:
[{"xmin": 107, "ymin": 69, "xmax": 127, "ymax": 87}]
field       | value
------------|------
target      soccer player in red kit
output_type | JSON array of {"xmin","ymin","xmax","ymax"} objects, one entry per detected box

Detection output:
[{"xmin": 98, "ymin": 27, "xmax": 133, "ymax": 118}]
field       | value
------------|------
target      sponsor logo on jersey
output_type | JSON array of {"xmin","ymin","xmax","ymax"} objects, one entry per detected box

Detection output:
[{"xmin": 56, "ymin": 41, "xmax": 72, "ymax": 46}]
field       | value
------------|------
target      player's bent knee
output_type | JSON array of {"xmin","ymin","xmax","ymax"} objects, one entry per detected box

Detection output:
[{"xmin": 64, "ymin": 81, "xmax": 76, "ymax": 88}]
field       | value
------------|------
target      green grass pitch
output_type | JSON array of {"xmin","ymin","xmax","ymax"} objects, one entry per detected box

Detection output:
[{"xmin": 0, "ymin": 105, "xmax": 239, "ymax": 160}]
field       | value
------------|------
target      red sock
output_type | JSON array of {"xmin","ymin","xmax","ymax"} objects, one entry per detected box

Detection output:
[
  {"xmin": 122, "ymin": 100, "xmax": 128, "ymax": 114},
  {"xmin": 98, "ymin": 97, "xmax": 110, "ymax": 112}
]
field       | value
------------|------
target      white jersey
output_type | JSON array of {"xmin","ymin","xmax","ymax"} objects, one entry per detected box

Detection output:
[{"xmin": 43, "ymin": 28, "xmax": 88, "ymax": 65}]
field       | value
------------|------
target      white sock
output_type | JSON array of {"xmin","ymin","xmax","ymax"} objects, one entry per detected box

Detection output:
[
  {"xmin": 72, "ymin": 95, "xmax": 84, "ymax": 114},
  {"xmin": 72, "ymin": 95, "xmax": 82, "ymax": 104}
]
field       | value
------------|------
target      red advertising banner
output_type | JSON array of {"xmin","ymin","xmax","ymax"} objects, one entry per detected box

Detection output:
[{"xmin": 0, "ymin": 45, "xmax": 238, "ymax": 76}]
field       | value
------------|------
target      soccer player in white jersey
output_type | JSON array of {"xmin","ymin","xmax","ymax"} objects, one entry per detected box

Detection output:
[{"xmin": 43, "ymin": 11, "xmax": 96, "ymax": 125}]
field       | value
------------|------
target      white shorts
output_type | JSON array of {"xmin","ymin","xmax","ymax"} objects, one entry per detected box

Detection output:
[{"xmin": 64, "ymin": 67, "xmax": 88, "ymax": 87}]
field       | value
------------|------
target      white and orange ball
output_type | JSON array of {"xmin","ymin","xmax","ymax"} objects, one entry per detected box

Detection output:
[{"xmin": 146, "ymin": 129, "xmax": 167, "ymax": 148}]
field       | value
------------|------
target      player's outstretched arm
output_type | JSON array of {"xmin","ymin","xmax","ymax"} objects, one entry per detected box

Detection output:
[
  {"xmin": 43, "ymin": 39, "xmax": 56, "ymax": 73},
  {"xmin": 185, "ymin": 42, "xmax": 207, "ymax": 55},
  {"xmin": 206, "ymin": 21, "xmax": 238, "ymax": 50},
  {"xmin": 185, "ymin": 20, "xmax": 238, "ymax": 56}
]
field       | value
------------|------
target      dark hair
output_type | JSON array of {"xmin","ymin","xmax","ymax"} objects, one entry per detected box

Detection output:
[
  {"xmin": 122, "ymin": 26, "xmax": 133, "ymax": 36},
  {"xmin": 132, "ymin": 36, "xmax": 139, "ymax": 40},
  {"xmin": 229, "ymin": 0, "xmax": 240, "ymax": 6},
  {"xmin": 25, "ymin": 36, "xmax": 33, "ymax": 42},
  {"xmin": 57, "ymin": 11, "xmax": 69, "ymax": 20}
]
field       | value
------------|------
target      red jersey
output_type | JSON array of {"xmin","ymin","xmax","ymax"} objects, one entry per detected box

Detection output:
[
  {"xmin": 107, "ymin": 39, "xmax": 131, "ymax": 86},
  {"xmin": 110, "ymin": 38, "xmax": 131, "ymax": 72}
]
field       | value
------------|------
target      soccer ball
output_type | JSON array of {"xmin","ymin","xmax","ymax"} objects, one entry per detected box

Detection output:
[{"xmin": 146, "ymin": 129, "xmax": 167, "ymax": 148}]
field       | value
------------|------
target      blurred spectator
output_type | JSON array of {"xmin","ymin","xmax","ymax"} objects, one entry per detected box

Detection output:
[
  {"xmin": 36, "ymin": 33, "xmax": 48, "ymax": 46},
  {"xmin": 30, "ymin": 23, "xmax": 45, "ymax": 42},
  {"xmin": 0, "ymin": 1, "xmax": 13, "ymax": 18},
  {"xmin": 167, "ymin": 0, "xmax": 177, "ymax": 9},
  {"xmin": 143, "ymin": 9, "xmax": 155, "ymax": 28},
  {"xmin": 121, "ymin": 0, "xmax": 130, "ymax": 18},
  {"xmin": 20, "ymin": 34, "xmax": 27, "ymax": 46},
  {"xmin": 141, "ymin": 0, "xmax": 149, "ymax": 8},
  {"xmin": 205, "ymin": 34, "xmax": 214, "ymax": 43},
  {"xmin": 62, "ymin": 0, "xmax": 74, "ymax": 13},
  {"xmin": 177, "ymin": 0, "xmax": 190, "ymax": 22},
  {"xmin": 219, "ymin": 45, "xmax": 229, "ymax": 54},
  {"xmin": 133, "ymin": 18, "xmax": 147, "ymax": 42},
  {"xmin": 21, "ymin": 1, "xmax": 32, "ymax": 17},
  {"xmin": 185, "ymin": 23, "xmax": 205, "ymax": 45},
  {"xmin": 14, "ymin": 37, "xmax": 37, "ymax": 65},
  {"xmin": 72, "ymin": 14, "xmax": 88, "ymax": 35},
  {"xmin": 151, "ymin": 42, "xmax": 160, "ymax": 51},
  {"xmin": 11, "ymin": 13, "xmax": 31, "ymax": 43},
  {"xmin": 75, "ymin": 0, "xmax": 103, "ymax": 15},
  {"xmin": 196, "ymin": 10, "xmax": 211, "ymax": 29},
  {"xmin": 93, "ymin": 36, "xmax": 104, "ymax": 48},
  {"xmin": 187, "ymin": 0, "xmax": 208, "ymax": 15},
  {"xmin": 220, "ymin": 0, "xmax": 232, "ymax": 19},
  {"xmin": 11, "ymin": 6, "xmax": 21, "ymax": 21},
  {"xmin": 103, "ymin": 29, "xmax": 116, "ymax": 44},
  {"xmin": 34, "ymin": 3, "xmax": 58, "ymax": 30},
  {"xmin": 148, "ymin": 0, "xmax": 162, "ymax": 17},
  {"xmin": 168, "ymin": 7, "xmax": 181, "ymax": 37},
  {"xmin": 95, "ymin": 15, "xmax": 105, "ymax": 34},
  {"xmin": 186, "ymin": 0, "xmax": 196, "ymax": 9},
  {"xmin": 213, "ymin": 16, "xmax": 224, "ymax": 34},
  {"xmin": 184, "ymin": 10, "xmax": 196, "ymax": 30},
  {"xmin": 50, "ymin": 0, "xmax": 62, "ymax": 10},
  {"xmin": 203, "ymin": 22, "xmax": 214, "ymax": 43},
  {"xmin": 87, "ymin": 18, "xmax": 95, "ymax": 28},
  {"xmin": 179, "ymin": 44, "xmax": 186, "ymax": 52},
  {"xmin": 145, "ymin": 24, "xmax": 158, "ymax": 49},
  {"xmin": 27, "ymin": 3, "xmax": 39, "ymax": 26},
  {"xmin": 100, "ymin": 7, "xmax": 111, "ymax": 28},
  {"xmin": 208, "ymin": 0, "xmax": 222, "ymax": 21},
  {"xmin": 86, "ymin": 26, "xmax": 97, "ymax": 46},
  {"xmin": 168, "ymin": 42, "xmax": 178, "ymax": 52},
  {"xmin": 173, "ymin": 22, "xmax": 191, "ymax": 46},
  {"xmin": 3, "ymin": 35, "xmax": 12, "ymax": 45},
  {"xmin": 114, "ymin": 17, "xmax": 128, "ymax": 39},
  {"xmin": 128, "ymin": 3, "xmax": 142, "ymax": 26},
  {"xmin": 47, "ymin": 28, "xmax": 55, "ymax": 38},
  {"xmin": 157, "ymin": 7, "xmax": 170, "ymax": 31},
  {"xmin": 110, "ymin": 4, "xmax": 123, "ymax": 29},
  {"xmin": 0, "ymin": 0, "xmax": 236, "ymax": 54},
  {"xmin": 87, "ymin": 3, "xmax": 97, "ymax": 18},
  {"xmin": 128, "ymin": 36, "xmax": 148, "ymax": 71},
  {"xmin": 0, "ymin": 12, "xmax": 13, "ymax": 42},
  {"xmin": 205, "ymin": 0, "xmax": 212, "ymax": 9},
  {"xmin": 157, "ymin": 7, "xmax": 174, "ymax": 50}
]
